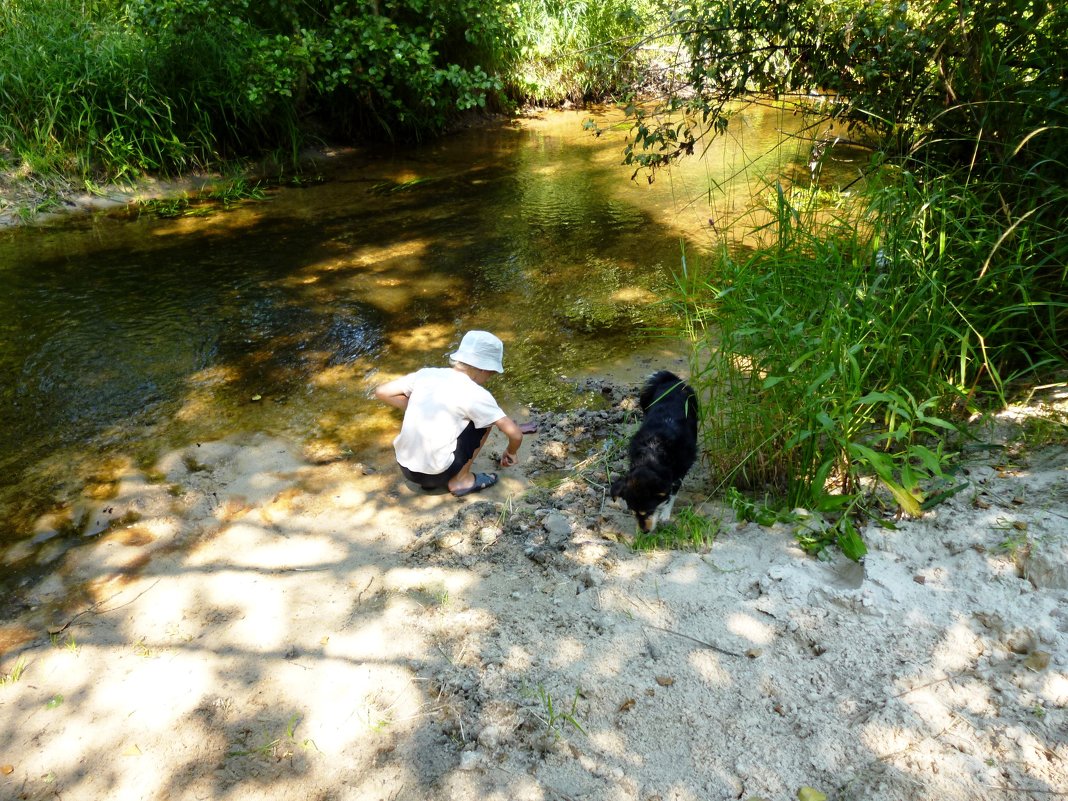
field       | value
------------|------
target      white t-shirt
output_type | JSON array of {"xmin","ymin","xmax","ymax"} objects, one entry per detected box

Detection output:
[{"xmin": 392, "ymin": 367, "xmax": 506, "ymax": 474}]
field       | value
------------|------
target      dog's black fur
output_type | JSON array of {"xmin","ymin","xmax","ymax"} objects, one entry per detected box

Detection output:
[{"xmin": 610, "ymin": 370, "xmax": 699, "ymax": 532}]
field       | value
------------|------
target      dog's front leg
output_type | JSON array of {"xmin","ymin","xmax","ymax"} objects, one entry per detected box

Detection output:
[{"xmin": 653, "ymin": 494, "xmax": 678, "ymax": 528}]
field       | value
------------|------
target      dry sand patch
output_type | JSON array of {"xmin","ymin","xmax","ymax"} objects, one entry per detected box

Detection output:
[{"xmin": 1, "ymin": 382, "xmax": 1066, "ymax": 801}]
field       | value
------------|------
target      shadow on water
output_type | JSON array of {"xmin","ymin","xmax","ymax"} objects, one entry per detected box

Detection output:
[{"xmin": 0, "ymin": 106, "xmax": 819, "ymax": 600}]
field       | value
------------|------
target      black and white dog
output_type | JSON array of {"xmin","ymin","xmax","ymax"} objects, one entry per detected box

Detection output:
[{"xmin": 611, "ymin": 371, "xmax": 699, "ymax": 532}]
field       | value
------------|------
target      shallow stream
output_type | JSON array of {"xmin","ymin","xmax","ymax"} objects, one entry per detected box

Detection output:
[{"xmin": 0, "ymin": 105, "xmax": 862, "ymax": 587}]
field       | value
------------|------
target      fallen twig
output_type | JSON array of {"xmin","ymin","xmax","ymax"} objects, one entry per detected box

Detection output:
[
  {"xmin": 892, "ymin": 671, "xmax": 968, "ymax": 699},
  {"xmin": 644, "ymin": 623, "xmax": 745, "ymax": 657},
  {"xmin": 48, "ymin": 578, "xmax": 162, "ymax": 635},
  {"xmin": 850, "ymin": 670, "xmax": 972, "ymax": 725}
]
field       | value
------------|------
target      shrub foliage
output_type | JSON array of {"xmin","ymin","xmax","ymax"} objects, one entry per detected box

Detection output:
[
  {"xmin": 0, "ymin": 0, "xmax": 653, "ymax": 177},
  {"xmin": 655, "ymin": 0, "xmax": 1067, "ymax": 551}
]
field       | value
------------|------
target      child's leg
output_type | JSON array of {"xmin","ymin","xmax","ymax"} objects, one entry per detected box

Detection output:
[{"xmin": 447, "ymin": 425, "xmax": 492, "ymax": 493}]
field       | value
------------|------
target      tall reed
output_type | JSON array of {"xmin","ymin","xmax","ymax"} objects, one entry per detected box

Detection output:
[
  {"xmin": 0, "ymin": 0, "xmax": 289, "ymax": 179},
  {"xmin": 505, "ymin": 0, "xmax": 655, "ymax": 105},
  {"xmin": 678, "ymin": 157, "xmax": 1066, "ymax": 523}
]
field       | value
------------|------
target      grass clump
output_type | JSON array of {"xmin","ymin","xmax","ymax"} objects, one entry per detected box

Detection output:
[
  {"xmin": 526, "ymin": 684, "xmax": 586, "ymax": 740},
  {"xmin": 632, "ymin": 507, "xmax": 720, "ymax": 552},
  {"xmin": 675, "ymin": 162, "xmax": 1066, "ymax": 557},
  {"xmin": 0, "ymin": 0, "xmax": 657, "ymax": 187},
  {"xmin": 0, "ymin": 654, "xmax": 28, "ymax": 685},
  {"xmin": 0, "ymin": 0, "xmax": 280, "ymax": 180}
]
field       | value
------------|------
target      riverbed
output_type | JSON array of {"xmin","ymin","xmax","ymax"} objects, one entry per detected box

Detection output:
[{"xmin": 0, "ymin": 104, "xmax": 857, "ymax": 595}]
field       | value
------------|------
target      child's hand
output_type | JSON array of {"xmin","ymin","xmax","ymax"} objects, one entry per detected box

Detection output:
[{"xmin": 500, "ymin": 450, "xmax": 519, "ymax": 467}]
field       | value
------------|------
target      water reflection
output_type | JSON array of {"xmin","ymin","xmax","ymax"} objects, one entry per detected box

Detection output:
[{"xmin": 0, "ymin": 105, "xmax": 822, "ymax": 573}]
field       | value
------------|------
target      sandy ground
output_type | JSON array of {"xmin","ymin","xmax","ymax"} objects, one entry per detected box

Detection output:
[{"xmin": 1, "ymin": 372, "xmax": 1067, "ymax": 801}]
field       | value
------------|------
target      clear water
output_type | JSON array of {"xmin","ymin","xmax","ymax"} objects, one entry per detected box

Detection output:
[{"xmin": 0, "ymin": 105, "xmax": 858, "ymax": 575}]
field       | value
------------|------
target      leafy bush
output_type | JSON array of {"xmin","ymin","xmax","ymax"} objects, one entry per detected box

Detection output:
[
  {"xmin": 630, "ymin": 0, "xmax": 1068, "ymax": 173},
  {"xmin": 676, "ymin": 168, "xmax": 1064, "ymax": 542},
  {"xmin": 505, "ymin": 0, "xmax": 655, "ymax": 105},
  {"xmin": 0, "ymin": 0, "xmax": 656, "ymax": 178}
]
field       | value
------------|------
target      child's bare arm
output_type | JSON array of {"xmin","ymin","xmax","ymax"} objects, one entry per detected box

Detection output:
[
  {"xmin": 374, "ymin": 378, "xmax": 410, "ymax": 411},
  {"xmin": 495, "ymin": 416, "xmax": 524, "ymax": 466}
]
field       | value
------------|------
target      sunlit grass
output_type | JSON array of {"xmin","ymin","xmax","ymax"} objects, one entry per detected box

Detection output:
[
  {"xmin": 0, "ymin": 654, "xmax": 28, "ymax": 685},
  {"xmin": 673, "ymin": 158, "xmax": 1067, "ymax": 555},
  {"xmin": 631, "ymin": 507, "xmax": 721, "ymax": 551}
]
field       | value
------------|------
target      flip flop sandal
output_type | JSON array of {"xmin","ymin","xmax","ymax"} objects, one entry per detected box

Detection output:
[
  {"xmin": 451, "ymin": 472, "xmax": 498, "ymax": 497},
  {"xmin": 518, "ymin": 421, "xmax": 539, "ymax": 434}
]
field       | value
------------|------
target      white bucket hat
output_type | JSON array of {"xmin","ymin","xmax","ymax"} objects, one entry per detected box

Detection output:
[{"xmin": 449, "ymin": 330, "xmax": 504, "ymax": 373}]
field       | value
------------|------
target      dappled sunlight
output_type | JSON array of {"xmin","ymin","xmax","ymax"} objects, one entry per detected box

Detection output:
[
  {"xmin": 0, "ymin": 426, "xmax": 501, "ymax": 797},
  {"xmin": 2, "ymin": 104, "xmax": 1066, "ymax": 801},
  {"xmin": 504, "ymin": 644, "xmax": 536, "ymax": 673},
  {"xmin": 587, "ymin": 729, "xmax": 634, "ymax": 763},
  {"xmin": 1, "ymin": 423, "xmax": 1066, "ymax": 800},
  {"xmin": 176, "ymin": 365, "xmax": 243, "ymax": 421},
  {"xmin": 189, "ymin": 522, "xmax": 348, "ymax": 571},
  {"xmin": 197, "ymin": 582, "xmax": 288, "ymax": 652},
  {"xmin": 340, "ymin": 600, "xmax": 425, "ymax": 662},
  {"xmin": 387, "ymin": 322, "xmax": 456, "ymax": 352},
  {"xmin": 609, "ymin": 285, "xmax": 657, "ymax": 304},
  {"xmin": 143, "ymin": 201, "xmax": 280, "ymax": 239},
  {"xmin": 301, "ymin": 660, "xmax": 421, "ymax": 751},
  {"xmin": 361, "ymin": 273, "xmax": 463, "ymax": 316},
  {"xmin": 687, "ymin": 649, "xmax": 733, "ymax": 686},
  {"xmin": 0, "ymin": 105, "xmax": 729, "ymax": 568},
  {"xmin": 382, "ymin": 566, "xmax": 478, "ymax": 599},
  {"xmin": 1040, "ymin": 673, "xmax": 1068, "ymax": 706},
  {"xmin": 91, "ymin": 650, "xmax": 215, "ymax": 732},
  {"xmin": 307, "ymin": 362, "xmax": 368, "ymax": 389},
  {"xmin": 725, "ymin": 612, "xmax": 775, "ymax": 645},
  {"xmin": 930, "ymin": 621, "xmax": 987, "ymax": 673},
  {"xmin": 546, "ymin": 637, "xmax": 586, "ymax": 669}
]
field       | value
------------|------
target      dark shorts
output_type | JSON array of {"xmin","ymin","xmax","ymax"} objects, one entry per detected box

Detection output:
[{"xmin": 399, "ymin": 422, "xmax": 489, "ymax": 490}]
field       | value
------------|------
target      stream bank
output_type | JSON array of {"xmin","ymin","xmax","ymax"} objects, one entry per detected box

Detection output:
[{"xmin": 1, "ymin": 368, "xmax": 1065, "ymax": 801}]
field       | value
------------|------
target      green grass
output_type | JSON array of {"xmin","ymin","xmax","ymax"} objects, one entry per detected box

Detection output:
[
  {"xmin": 0, "ymin": 654, "xmax": 28, "ymax": 685},
  {"xmin": 529, "ymin": 684, "xmax": 586, "ymax": 739},
  {"xmin": 0, "ymin": 0, "xmax": 273, "ymax": 180},
  {"xmin": 0, "ymin": 0, "xmax": 658, "ymax": 185},
  {"xmin": 632, "ymin": 507, "xmax": 721, "ymax": 551},
  {"xmin": 227, "ymin": 713, "xmax": 317, "ymax": 758},
  {"xmin": 673, "ymin": 158, "xmax": 1067, "ymax": 557},
  {"xmin": 136, "ymin": 178, "xmax": 267, "ymax": 219}
]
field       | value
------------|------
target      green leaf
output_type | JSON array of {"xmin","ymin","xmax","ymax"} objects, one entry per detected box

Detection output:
[
  {"xmin": 836, "ymin": 519, "xmax": 868, "ymax": 561},
  {"xmin": 806, "ymin": 366, "xmax": 836, "ymax": 394},
  {"xmin": 900, "ymin": 460, "xmax": 917, "ymax": 492},
  {"xmin": 920, "ymin": 481, "xmax": 969, "ymax": 510},
  {"xmin": 881, "ymin": 476, "xmax": 923, "ymax": 517},
  {"xmin": 815, "ymin": 492, "xmax": 856, "ymax": 512},
  {"xmin": 788, "ymin": 350, "xmax": 817, "ymax": 372},
  {"xmin": 848, "ymin": 443, "xmax": 893, "ymax": 483},
  {"xmin": 854, "ymin": 391, "xmax": 895, "ymax": 405},
  {"xmin": 919, "ymin": 415, "xmax": 958, "ymax": 431},
  {"xmin": 812, "ymin": 459, "xmax": 834, "ymax": 492},
  {"xmin": 910, "ymin": 444, "xmax": 946, "ymax": 476}
]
